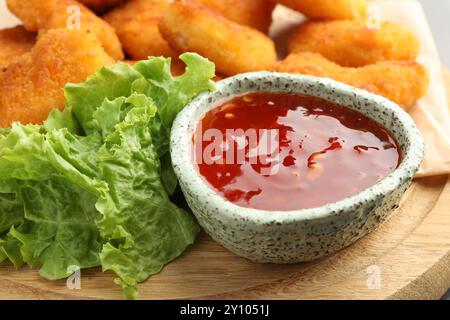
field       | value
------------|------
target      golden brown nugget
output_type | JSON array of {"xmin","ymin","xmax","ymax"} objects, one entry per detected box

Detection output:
[
  {"xmin": 276, "ymin": 52, "xmax": 429, "ymax": 109},
  {"xmin": 289, "ymin": 20, "xmax": 420, "ymax": 67},
  {"xmin": 79, "ymin": 0, "xmax": 124, "ymax": 12},
  {"xmin": 104, "ymin": 0, "xmax": 177, "ymax": 60},
  {"xmin": 277, "ymin": 0, "xmax": 368, "ymax": 19},
  {"xmin": 0, "ymin": 26, "xmax": 36, "ymax": 68},
  {"xmin": 196, "ymin": 0, "xmax": 275, "ymax": 33},
  {"xmin": 7, "ymin": 0, "xmax": 123, "ymax": 60},
  {"xmin": 159, "ymin": 0, "xmax": 277, "ymax": 76},
  {"xmin": 0, "ymin": 29, "xmax": 114, "ymax": 127}
]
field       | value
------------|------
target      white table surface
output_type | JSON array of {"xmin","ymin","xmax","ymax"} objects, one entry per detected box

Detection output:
[{"xmin": 0, "ymin": 0, "xmax": 449, "ymax": 300}]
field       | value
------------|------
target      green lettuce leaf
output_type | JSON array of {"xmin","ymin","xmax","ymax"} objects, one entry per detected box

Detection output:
[
  {"xmin": 0, "ymin": 128, "xmax": 10, "ymax": 137},
  {"xmin": 0, "ymin": 181, "xmax": 24, "ymax": 267},
  {"xmin": 0, "ymin": 53, "xmax": 215, "ymax": 299},
  {"xmin": 0, "ymin": 234, "xmax": 23, "ymax": 267},
  {"xmin": 65, "ymin": 63, "xmax": 142, "ymax": 135},
  {"xmin": 0, "ymin": 182, "xmax": 23, "ymax": 234},
  {"xmin": 0, "ymin": 124, "xmax": 104, "ymax": 277},
  {"xmin": 160, "ymin": 153, "xmax": 179, "ymax": 196},
  {"xmin": 11, "ymin": 178, "xmax": 102, "ymax": 280},
  {"xmin": 0, "ymin": 240, "xmax": 6, "ymax": 263}
]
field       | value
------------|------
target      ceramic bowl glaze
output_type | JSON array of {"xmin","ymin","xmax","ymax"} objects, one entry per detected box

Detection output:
[{"xmin": 170, "ymin": 72, "xmax": 425, "ymax": 263}]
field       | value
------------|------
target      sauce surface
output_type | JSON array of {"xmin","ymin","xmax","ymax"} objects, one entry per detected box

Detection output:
[{"xmin": 195, "ymin": 92, "xmax": 401, "ymax": 211}]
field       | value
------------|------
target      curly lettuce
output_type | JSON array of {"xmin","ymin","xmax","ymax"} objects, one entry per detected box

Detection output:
[{"xmin": 0, "ymin": 53, "xmax": 215, "ymax": 299}]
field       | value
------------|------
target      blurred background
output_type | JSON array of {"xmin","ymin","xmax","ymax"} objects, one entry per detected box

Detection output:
[{"xmin": 418, "ymin": 0, "xmax": 450, "ymax": 66}]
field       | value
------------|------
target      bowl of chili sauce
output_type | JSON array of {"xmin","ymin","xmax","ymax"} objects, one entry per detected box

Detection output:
[{"xmin": 171, "ymin": 72, "xmax": 424, "ymax": 263}]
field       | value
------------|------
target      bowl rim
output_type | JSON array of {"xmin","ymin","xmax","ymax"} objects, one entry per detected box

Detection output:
[{"xmin": 170, "ymin": 71, "xmax": 425, "ymax": 224}]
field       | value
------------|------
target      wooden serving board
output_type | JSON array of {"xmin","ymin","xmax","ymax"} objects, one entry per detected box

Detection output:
[{"xmin": 1, "ymin": 71, "xmax": 450, "ymax": 300}]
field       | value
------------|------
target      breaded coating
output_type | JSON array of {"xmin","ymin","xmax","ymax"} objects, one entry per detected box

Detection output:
[
  {"xmin": 289, "ymin": 20, "xmax": 420, "ymax": 67},
  {"xmin": 196, "ymin": 0, "xmax": 275, "ymax": 33},
  {"xmin": 104, "ymin": 0, "xmax": 177, "ymax": 60},
  {"xmin": 0, "ymin": 26, "xmax": 36, "ymax": 68},
  {"xmin": 159, "ymin": 0, "xmax": 277, "ymax": 76},
  {"xmin": 7, "ymin": 0, "xmax": 123, "ymax": 60},
  {"xmin": 276, "ymin": 52, "xmax": 429, "ymax": 109},
  {"xmin": 79, "ymin": 0, "xmax": 124, "ymax": 13},
  {"xmin": 0, "ymin": 29, "xmax": 114, "ymax": 128},
  {"xmin": 277, "ymin": 0, "xmax": 368, "ymax": 20}
]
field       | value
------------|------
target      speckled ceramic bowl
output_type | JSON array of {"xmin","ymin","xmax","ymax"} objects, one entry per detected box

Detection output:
[{"xmin": 170, "ymin": 72, "xmax": 425, "ymax": 263}]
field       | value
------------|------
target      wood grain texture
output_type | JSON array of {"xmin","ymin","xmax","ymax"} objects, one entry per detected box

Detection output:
[{"xmin": 0, "ymin": 72, "xmax": 449, "ymax": 300}]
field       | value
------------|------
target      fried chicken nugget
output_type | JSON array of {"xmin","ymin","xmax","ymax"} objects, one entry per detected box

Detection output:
[
  {"xmin": 79, "ymin": 0, "xmax": 124, "ymax": 13},
  {"xmin": 0, "ymin": 26, "xmax": 36, "ymax": 68},
  {"xmin": 0, "ymin": 29, "xmax": 114, "ymax": 128},
  {"xmin": 7, "ymin": 0, "xmax": 124, "ymax": 60},
  {"xmin": 159, "ymin": 0, "xmax": 277, "ymax": 76},
  {"xmin": 104, "ymin": 0, "xmax": 177, "ymax": 60},
  {"xmin": 196, "ymin": 0, "xmax": 275, "ymax": 33},
  {"xmin": 277, "ymin": 0, "xmax": 368, "ymax": 20},
  {"xmin": 289, "ymin": 20, "xmax": 420, "ymax": 67},
  {"xmin": 275, "ymin": 52, "xmax": 429, "ymax": 109}
]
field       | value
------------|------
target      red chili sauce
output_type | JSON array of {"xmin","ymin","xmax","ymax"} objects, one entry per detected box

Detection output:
[{"xmin": 194, "ymin": 92, "xmax": 401, "ymax": 211}]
